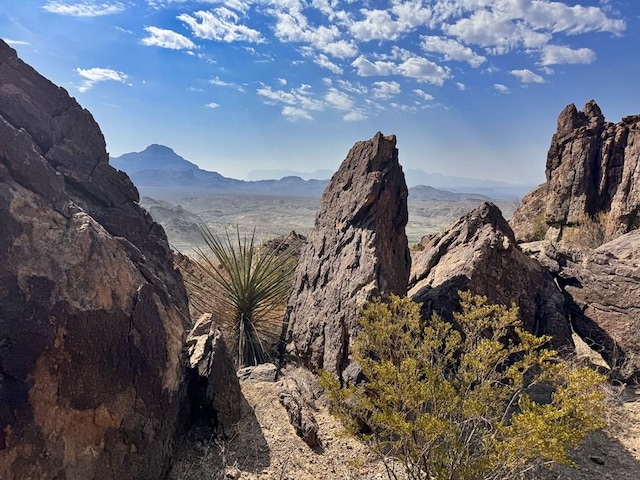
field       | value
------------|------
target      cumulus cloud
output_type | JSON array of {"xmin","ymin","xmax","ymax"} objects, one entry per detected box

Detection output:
[
  {"xmin": 372, "ymin": 81, "xmax": 401, "ymax": 99},
  {"xmin": 205, "ymin": 102, "xmax": 220, "ymax": 109},
  {"xmin": 179, "ymin": 8, "xmax": 263, "ymax": 43},
  {"xmin": 352, "ymin": 54, "xmax": 450, "ymax": 85},
  {"xmin": 349, "ymin": 9, "xmax": 405, "ymax": 41},
  {"xmin": 43, "ymin": 1, "xmax": 125, "ymax": 16},
  {"xmin": 414, "ymin": 88, "xmax": 434, "ymax": 101},
  {"xmin": 493, "ymin": 83, "xmax": 509, "ymax": 93},
  {"xmin": 282, "ymin": 106, "xmax": 313, "ymax": 121},
  {"xmin": 324, "ymin": 88, "xmax": 353, "ymax": 109},
  {"xmin": 455, "ymin": 82, "xmax": 466, "ymax": 90},
  {"xmin": 540, "ymin": 45, "xmax": 596, "ymax": 65},
  {"xmin": 420, "ymin": 35, "xmax": 486, "ymax": 67},
  {"xmin": 76, "ymin": 67, "xmax": 128, "ymax": 92},
  {"xmin": 270, "ymin": 2, "xmax": 357, "ymax": 58},
  {"xmin": 141, "ymin": 26, "xmax": 196, "ymax": 50},
  {"xmin": 343, "ymin": 111, "xmax": 368, "ymax": 121},
  {"xmin": 510, "ymin": 69, "xmax": 545, "ymax": 83}
]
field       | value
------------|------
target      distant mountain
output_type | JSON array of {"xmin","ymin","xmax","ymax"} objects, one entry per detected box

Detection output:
[
  {"xmin": 110, "ymin": 145, "xmax": 327, "ymax": 197},
  {"xmin": 409, "ymin": 185, "xmax": 491, "ymax": 202},
  {"xmin": 246, "ymin": 168, "xmax": 334, "ymax": 181},
  {"xmin": 110, "ymin": 145, "xmax": 532, "ymax": 201}
]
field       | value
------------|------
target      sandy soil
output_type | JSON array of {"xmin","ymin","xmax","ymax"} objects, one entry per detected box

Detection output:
[{"xmin": 170, "ymin": 368, "xmax": 639, "ymax": 480}]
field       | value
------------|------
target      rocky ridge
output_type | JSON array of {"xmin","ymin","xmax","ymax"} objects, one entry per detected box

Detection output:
[
  {"xmin": 283, "ymin": 132, "xmax": 411, "ymax": 379},
  {"xmin": 0, "ymin": 40, "xmax": 190, "ymax": 479},
  {"xmin": 511, "ymin": 100, "xmax": 640, "ymax": 244}
]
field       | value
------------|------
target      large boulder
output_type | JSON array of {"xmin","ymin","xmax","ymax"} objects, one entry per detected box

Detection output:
[
  {"xmin": 409, "ymin": 202, "xmax": 572, "ymax": 349},
  {"xmin": 522, "ymin": 231, "xmax": 640, "ymax": 378},
  {"xmin": 511, "ymin": 100, "xmax": 640, "ymax": 244},
  {"xmin": 185, "ymin": 314, "xmax": 242, "ymax": 437},
  {"xmin": 283, "ymin": 132, "xmax": 411, "ymax": 378},
  {"xmin": 0, "ymin": 40, "xmax": 190, "ymax": 479}
]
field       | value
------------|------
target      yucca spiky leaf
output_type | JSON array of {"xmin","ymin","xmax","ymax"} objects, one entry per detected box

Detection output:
[{"xmin": 186, "ymin": 226, "xmax": 297, "ymax": 366}]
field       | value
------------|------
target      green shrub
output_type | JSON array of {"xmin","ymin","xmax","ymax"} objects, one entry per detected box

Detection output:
[
  {"xmin": 321, "ymin": 293, "xmax": 606, "ymax": 480},
  {"xmin": 531, "ymin": 212, "xmax": 548, "ymax": 241},
  {"xmin": 188, "ymin": 226, "xmax": 297, "ymax": 366}
]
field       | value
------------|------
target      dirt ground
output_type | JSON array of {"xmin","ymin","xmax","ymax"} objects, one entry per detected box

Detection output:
[{"xmin": 169, "ymin": 367, "xmax": 639, "ymax": 480}]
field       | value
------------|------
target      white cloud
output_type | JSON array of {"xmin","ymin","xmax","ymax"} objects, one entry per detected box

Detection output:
[
  {"xmin": 510, "ymin": 68, "xmax": 545, "ymax": 83},
  {"xmin": 312, "ymin": 53, "xmax": 343, "ymax": 74},
  {"xmin": 179, "ymin": 8, "xmax": 263, "ymax": 43},
  {"xmin": 540, "ymin": 45, "xmax": 596, "ymax": 65},
  {"xmin": 3, "ymin": 39, "xmax": 30, "ymax": 46},
  {"xmin": 372, "ymin": 81, "xmax": 401, "ymax": 99},
  {"xmin": 270, "ymin": 2, "xmax": 357, "ymax": 58},
  {"xmin": 349, "ymin": 9, "xmax": 404, "ymax": 41},
  {"xmin": 141, "ymin": 26, "xmax": 196, "ymax": 50},
  {"xmin": 352, "ymin": 54, "xmax": 449, "ymax": 85},
  {"xmin": 446, "ymin": 10, "xmax": 550, "ymax": 54},
  {"xmin": 257, "ymin": 84, "xmax": 324, "ymax": 121},
  {"xmin": 351, "ymin": 56, "xmax": 396, "ymax": 76},
  {"xmin": 324, "ymin": 88, "xmax": 353, "ymax": 109},
  {"xmin": 43, "ymin": 1, "xmax": 125, "ymax": 16},
  {"xmin": 397, "ymin": 56, "xmax": 450, "ymax": 85},
  {"xmin": 282, "ymin": 106, "xmax": 313, "ymax": 121},
  {"xmin": 493, "ymin": 83, "xmax": 509, "ymax": 93},
  {"xmin": 209, "ymin": 76, "xmax": 245, "ymax": 92},
  {"xmin": 344, "ymin": 111, "xmax": 368, "ymax": 122},
  {"xmin": 455, "ymin": 82, "xmax": 466, "ymax": 90},
  {"xmin": 540, "ymin": 66, "xmax": 554, "ymax": 75},
  {"xmin": 420, "ymin": 35, "xmax": 486, "ymax": 67},
  {"xmin": 414, "ymin": 88, "xmax": 434, "ymax": 101},
  {"xmin": 76, "ymin": 67, "xmax": 128, "ymax": 92},
  {"xmin": 205, "ymin": 102, "xmax": 220, "ymax": 109},
  {"xmin": 277, "ymin": 78, "xmax": 287, "ymax": 86}
]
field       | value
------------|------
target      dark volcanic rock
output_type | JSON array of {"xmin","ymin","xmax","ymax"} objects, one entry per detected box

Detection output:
[
  {"xmin": 511, "ymin": 100, "xmax": 640, "ymax": 244},
  {"xmin": 523, "ymin": 232, "xmax": 640, "ymax": 378},
  {"xmin": 0, "ymin": 40, "xmax": 190, "ymax": 479},
  {"xmin": 283, "ymin": 132, "xmax": 411, "ymax": 378},
  {"xmin": 409, "ymin": 202, "xmax": 572, "ymax": 349},
  {"xmin": 185, "ymin": 314, "xmax": 242, "ymax": 436}
]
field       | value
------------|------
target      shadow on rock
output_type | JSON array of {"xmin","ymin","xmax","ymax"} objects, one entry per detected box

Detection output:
[{"xmin": 168, "ymin": 391, "xmax": 270, "ymax": 479}]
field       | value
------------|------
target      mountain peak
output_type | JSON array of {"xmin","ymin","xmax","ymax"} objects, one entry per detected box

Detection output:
[{"xmin": 142, "ymin": 144, "xmax": 176, "ymax": 155}]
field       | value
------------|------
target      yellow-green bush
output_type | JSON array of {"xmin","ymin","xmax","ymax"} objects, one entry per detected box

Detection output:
[{"xmin": 321, "ymin": 293, "xmax": 606, "ymax": 480}]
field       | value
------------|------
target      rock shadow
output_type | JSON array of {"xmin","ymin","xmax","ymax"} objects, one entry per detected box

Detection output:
[{"xmin": 168, "ymin": 391, "xmax": 270, "ymax": 479}]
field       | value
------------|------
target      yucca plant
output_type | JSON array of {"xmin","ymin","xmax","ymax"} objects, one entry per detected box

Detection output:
[{"xmin": 187, "ymin": 226, "xmax": 298, "ymax": 367}]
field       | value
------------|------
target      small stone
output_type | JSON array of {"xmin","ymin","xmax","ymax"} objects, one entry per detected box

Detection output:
[{"xmin": 590, "ymin": 455, "xmax": 605, "ymax": 465}]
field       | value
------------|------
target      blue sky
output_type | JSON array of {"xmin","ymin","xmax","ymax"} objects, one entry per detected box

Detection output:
[{"xmin": 2, "ymin": 1, "xmax": 639, "ymax": 183}]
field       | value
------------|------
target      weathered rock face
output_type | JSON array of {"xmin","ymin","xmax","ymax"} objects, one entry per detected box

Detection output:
[
  {"xmin": 522, "ymin": 232, "xmax": 640, "ymax": 378},
  {"xmin": 185, "ymin": 314, "xmax": 242, "ymax": 436},
  {"xmin": 283, "ymin": 132, "xmax": 410, "ymax": 378},
  {"xmin": 0, "ymin": 41, "xmax": 190, "ymax": 479},
  {"xmin": 511, "ymin": 100, "xmax": 640, "ymax": 243},
  {"xmin": 409, "ymin": 202, "xmax": 572, "ymax": 348}
]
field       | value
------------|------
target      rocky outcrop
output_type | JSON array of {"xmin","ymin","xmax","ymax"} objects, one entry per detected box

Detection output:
[
  {"xmin": 409, "ymin": 202, "xmax": 572, "ymax": 348},
  {"xmin": 511, "ymin": 100, "xmax": 640, "ymax": 244},
  {"xmin": 185, "ymin": 314, "xmax": 242, "ymax": 436},
  {"xmin": 0, "ymin": 40, "xmax": 189, "ymax": 479},
  {"xmin": 278, "ymin": 377, "xmax": 321, "ymax": 450},
  {"xmin": 283, "ymin": 132, "xmax": 410, "ymax": 378},
  {"xmin": 522, "ymin": 232, "xmax": 640, "ymax": 378}
]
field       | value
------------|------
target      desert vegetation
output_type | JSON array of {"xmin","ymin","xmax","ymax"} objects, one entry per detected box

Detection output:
[
  {"xmin": 185, "ymin": 226, "xmax": 297, "ymax": 366},
  {"xmin": 321, "ymin": 293, "xmax": 607, "ymax": 480}
]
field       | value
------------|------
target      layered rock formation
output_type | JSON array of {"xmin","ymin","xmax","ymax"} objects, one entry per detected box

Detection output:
[
  {"xmin": 283, "ymin": 132, "xmax": 411, "ymax": 378},
  {"xmin": 409, "ymin": 202, "xmax": 572, "ymax": 348},
  {"xmin": 0, "ymin": 40, "xmax": 189, "ymax": 479},
  {"xmin": 511, "ymin": 100, "xmax": 640, "ymax": 244}
]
